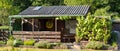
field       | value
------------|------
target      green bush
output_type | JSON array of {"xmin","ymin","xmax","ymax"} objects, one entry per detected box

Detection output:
[
  {"xmin": 7, "ymin": 40, "xmax": 14, "ymax": 46},
  {"xmin": 46, "ymin": 43, "xmax": 53, "ymax": 49},
  {"xmin": 7, "ymin": 35, "xmax": 15, "ymax": 46},
  {"xmin": 86, "ymin": 41, "xmax": 110, "ymax": 50},
  {"xmin": 13, "ymin": 39, "xmax": 23, "ymax": 47},
  {"xmin": 34, "ymin": 41, "xmax": 46, "ymax": 48},
  {"xmin": 76, "ymin": 15, "xmax": 112, "ymax": 43},
  {"xmin": 0, "ymin": 41, "xmax": 5, "ymax": 44},
  {"xmin": 34, "ymin": 41, "xmax": 54, "ymax": 49},
  {"xmin": 24, "ymin": 39, "xmax": 35, "ymax": 46},
  {"xmin": 9, "ymin": 35, "xmax": 14, "ymax": 40},
  {"xmin": 60, "ymin": 44, "xmax": 68, "ymax": 49}
]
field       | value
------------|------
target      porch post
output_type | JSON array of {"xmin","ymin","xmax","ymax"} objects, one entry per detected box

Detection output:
[
  {"xmin": 55, "ymin": 19, "xmax": 57, "ymax": 31},
  {"xmin": 21, "ymin": 18, "xmax": 23, "ymax": 31},
  {"xmin": 32, "ymin": 18, "xmax": 34, "ymax": 39},
  {"xmin": 9, "ymin": 17, "xmax": 12, "ymax": 35},
  {"xmin": 32, "ymin": 18, "xmax": 34, "ymax": 31}
]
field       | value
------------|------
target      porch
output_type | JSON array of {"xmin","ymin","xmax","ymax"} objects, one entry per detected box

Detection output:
[
  {"xmin": 13, "ymin": 31, "xmax": 75, "ymax": 42},
  {"xmin": 12, "ymin": 18, "xmax": 75, "ymax": 42}
]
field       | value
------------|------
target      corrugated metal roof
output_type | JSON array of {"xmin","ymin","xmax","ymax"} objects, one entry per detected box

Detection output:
[{"xmin": 19, "ymin": 6, "xmax": 90, "ymax": 16}]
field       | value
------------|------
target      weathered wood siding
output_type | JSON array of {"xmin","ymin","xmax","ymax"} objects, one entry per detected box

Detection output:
[{"xmin": 13, "ymin": 31, "xmax": 61, "ymax": 42}]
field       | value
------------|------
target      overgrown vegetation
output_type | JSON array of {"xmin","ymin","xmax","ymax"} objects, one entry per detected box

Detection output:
[
  {"xmin": 13, "ymin": 39, "xmax": 23, "ymax": 47},
  {"xmin": 7, "ymin": 35, "xmax": 14, "ymax": 46},
  {"xmin": 76, "ymin": 14, "xmax": 112, "ymax": 43},
  {"xmin": 24, "ymin": 39, "xmax": 35, "ymax": 46},
  {"xmin": 0, "ymin": 41, "xmax": 5, "ymax": 45},
  {"xmin": 34, "ymin": 41, "xmax": 68, "ymax": 49},
  {"xmin": 86, "ymin": 41, "xmax": 111, "ymax": 50},
  {"xmin": 34, "ymin": 41, "xmax": 49, "ymax": 48}
]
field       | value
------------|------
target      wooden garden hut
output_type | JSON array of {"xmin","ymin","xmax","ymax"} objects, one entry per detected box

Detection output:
[{"xmin": 9, "ymin": 5, "xmax": 90, "ymax": 42}]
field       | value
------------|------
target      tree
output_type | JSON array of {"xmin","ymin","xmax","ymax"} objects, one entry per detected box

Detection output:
[
  {"xmin": 109, "ymin": 0, "xmax": 120, "ymax": 14},
  {"xmin": 64, "ymin": 0, "xmax": 109, "ymax": 13},
  {"xmin": 0, "ymin": 0, "xmax": 12, "ymax": 25},
  {"xmin": 11, "ymin": 0, "xmax": 33, "ymax": 13},
  {"xmin": 32, "ymin": 0, "xmax": 63, "ymax": 6}
]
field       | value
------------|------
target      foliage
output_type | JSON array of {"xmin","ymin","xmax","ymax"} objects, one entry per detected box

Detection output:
[
  {"xmin": 34, "ymin": 41, "xmax": 53, "ymax": 49},
  {"xmin": 24, "ymin": 39, "xmax": 35, "ymax": 46},
  {"xmin": 32, "ymin": 0, "xmax": 63, "ymax": 6},
  {"xmin": 13, "ymin": 19, "xmax": 21, "ymax": 31},
  {"xmin": 56, "ymin": 16, "xmax": 73, "ymax": 20},
  {"xmin": 76, "ymin": 14, "xmax": 112, "ymax": 43},
  {"xmin": 0, "ymin": 47, "xmax": 70, "ymax": 51},
  {"xmin": 13, "ymin": 39, "xmax": 23, "ymax": 47},
  {"xmin": 53, "ymin": 44, "xmax": 68, "ymax": 49},
  {"xmin": 0, "ymin": 0, "xmax": 13, "ymax": 25},
  {"xmin": 59, "ymin": 44, "xmax": 68, "ymax": 49},
  {"xmin": 46, "ymin": 43, "xmax": 53, "ymax": 49},
  {"xmin": 64, "ymin": 0, "xmax": 109, "ymax": 13},
  {"xmin": 86, "ymin": 41, "xmax": 110, "ymax": 50},
  {"xmin": 7, "ymin": 35, "xmax": 14, "ymax": 46},
  {"xmin": 0, "ymin": 41, "xmax": 5, "ymax": 44},
  {"xmin": 11, "ymin": 0, "xmax": 33, "ymax": 13},
  {"xmin": 7, "ymin": 40, "xmax": 14, "ymax": 46},
  {"xmin": 34, "ymin": 41, "xmax": 47, "ymax": 48},
  {"xmin": 9, "ymin": 35, "xmax": 14, "ymax": 40},
  {"xmin": 34, "ymin": 41, "xmax": 62, "ymax": 49},
  {"xmin": 94, "ymin": 6, "xmax": 116, "ymax": 16},
  {"xmin": 109, "ymin": 0, "xmax": 120, "ymax": 14},
  {"xmin": 0, "ymin": 26, "xmax": 11, "ymax": 30}
]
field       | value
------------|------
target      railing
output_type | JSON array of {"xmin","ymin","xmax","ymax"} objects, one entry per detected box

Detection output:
[{"xmin": 13, "ymin": 31, "xmax": 61, "ymax": 42}]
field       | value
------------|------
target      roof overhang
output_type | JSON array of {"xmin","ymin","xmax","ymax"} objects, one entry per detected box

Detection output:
[{"xmin": 9, "ymin": 15, "xmax": 84, "ymax": 18}]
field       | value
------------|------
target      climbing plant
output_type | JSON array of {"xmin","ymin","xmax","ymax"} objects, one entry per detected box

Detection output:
[{"xmin": 76, "ymin": 14, "xmax": 112, "ymax": 43}]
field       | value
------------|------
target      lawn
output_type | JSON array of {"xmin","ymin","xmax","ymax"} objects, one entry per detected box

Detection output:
[
  {"xmin": 81, "ymin": 49, "xmax": 113, "ymax": 51},
  {"xmin": 0, "ymin": 46, "xmax": 70, "ymax": 51},
  {"xmin": 0, "ymin": 46, "xmax": 113, "ymax": 51}
]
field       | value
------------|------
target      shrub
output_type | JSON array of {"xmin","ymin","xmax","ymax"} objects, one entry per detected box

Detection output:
[
  {"xmin": 60, "ymin": 44, "xmax": 68, "ymax": 49},
  {"xmin": 7, "ymin": 35, "xmax": 15, "ymax": 46},
  {"xmin": 46, "ymin": 43, "xmax": 53, "ymax": 49},
  {"xmin": 13, "ymin": 39, "xmax": 23, "ymax": 47},
  {"xmin": 24, "ymin": 39, "xmax": 35, "ymax": 46},
  {"xmin": 0, "ymin": 41, "xmax": 5, "ymax": 44},
  {"xmin": 7, "ymin": 40, "xmax": 14, "ymax": 46},
  {"xmin": 53, "ymin": 44, "xmax": 68, "ymax": 49},
  {"xmin": 34, "ymin": 41, "xmax": 46, "ymax": 48},
  {"xmin": 76, "ymin": 15, "xmax": 112, "ymax": 43},
  {"xmin": 34, "ymin": 41, "xmax": 54, "ymax": 49},
  {"xmin": 9, "ymin": 35, "xmax": 14, "ymax": 40},
  {"xmin": 86, "ymin": 41, "xmax": 110, "ymax": 50}
]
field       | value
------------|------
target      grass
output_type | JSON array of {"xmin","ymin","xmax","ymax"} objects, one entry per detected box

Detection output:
[
  {"xmin": 0, "ymin": 46, "xmax": 113, "ymax": 51},
  {"xmin": 81, "ymin": 49, "xmax": 113, "ymax": 51},
  {"xmin": 0, "ymin": 46, "xmax": 70, "ymax": 51}
]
